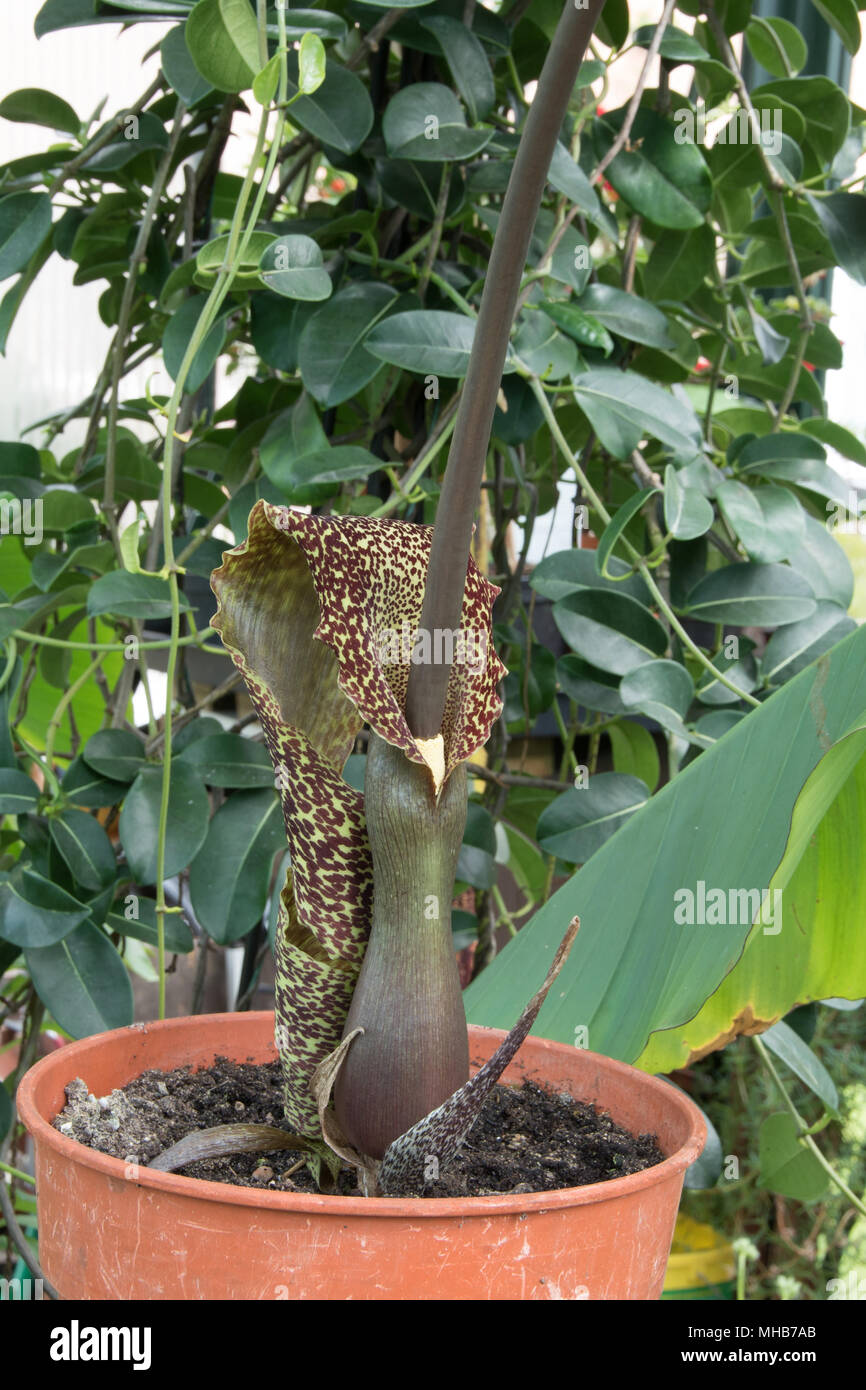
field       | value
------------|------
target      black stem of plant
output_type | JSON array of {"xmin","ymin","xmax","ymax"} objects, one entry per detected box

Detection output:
[{"xmin": 405, "ymin": 0, "xmax": 607, "ymax": 740}]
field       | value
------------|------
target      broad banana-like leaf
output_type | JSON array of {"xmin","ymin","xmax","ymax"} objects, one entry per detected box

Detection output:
[
  {"xmin": 637, "ymin": 719, "xmax": 866, "ymax": 1071},
  {"xmin": 465, "ymin": 628, "xmax": 866, "ymax": 1065},
  {"xmin": 211, "ymin": 501, "xmax": 504, "ymax": 1134}
]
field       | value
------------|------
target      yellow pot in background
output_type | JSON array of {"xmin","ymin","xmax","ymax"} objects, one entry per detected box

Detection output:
[{"xmin": 662, "ymin": 1213, "xmax": 736, "ymax": 1301}]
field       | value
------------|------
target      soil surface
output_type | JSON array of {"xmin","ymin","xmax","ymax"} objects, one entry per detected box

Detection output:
[{"xmin": 54, "ymin": 1056, "xmax": 664, "ymax": 1198}]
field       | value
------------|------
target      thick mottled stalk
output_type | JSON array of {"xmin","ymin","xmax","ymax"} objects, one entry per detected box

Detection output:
[
  {"xmin": 405, "ymin": 0, "xmax": 606, "ymax": 740},
  {"xmin": 334, "ymin": 732, "xmax": 469, "ymax": 1158}
]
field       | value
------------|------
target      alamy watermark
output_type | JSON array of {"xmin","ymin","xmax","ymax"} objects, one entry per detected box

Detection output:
[
  {"xmin": 674, "ymin": 100, "xmax": 783, "ymax": 158},
  {"xmin": 827, "ymin": 492, "xmax": 866, "ymax": 534},
  {"xmin": 376, "ymin": 621, "xmax": 487, "ymax": 674},
  {"xmin": 674, "ymin": 881, "xmax": 782, "ymax": 935},
  {"xmin": 0, "ymin": 496, "xmax": 42, "ymax": 546}
]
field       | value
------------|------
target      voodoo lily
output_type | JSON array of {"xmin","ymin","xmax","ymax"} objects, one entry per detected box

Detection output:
[
  {"xmin": 205, "ymin": 0, "xmax": 600, "ymax": 1193},
  {"xmin": 209, "ymin": 502, "xmax": 577, "ymax": 1190}
]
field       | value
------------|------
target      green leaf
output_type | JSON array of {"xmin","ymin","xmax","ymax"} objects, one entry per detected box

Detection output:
[
  {"xmin": 284, "ymin": 55, "xmax": 373, "ymax": 154},
  {"xmin": 366, "ymin": 309, "xmax": 475, "ymax": 377},
  {"xmin": 634, "ymin": 23, "xmax": 708, "ymax": 64},
  {"xmin": 82, "ymin": 729, "xmax": 147, "ymax": 783},
  {"xmin": 253, "ymin": 52, "xmax": 281, "ymax": 106},
  {"xmin": 87, "ymin": 571, "xmax": 191, "ymax": 621},
  {"xmin": 754, "ymin": 77, "xmax": 850, "ymax": 168},
  {"xmin": 0, "ymin": 87, "xmax": 79, "ymax": 134},
  {"xmin": 503, "ymin": 644, "xmax": 556, "ymax": 727},
  {"xmin": 787, "ymin": 516, "xmax": 854, "ymax": 609},
  {"xmin": 298, "ymin": 31, "xmax": 327, "ymax": 95},
  {"xmin": 277, "ymin": 446, "xmax": 382, "ymax": 490},
  {"xmin": 745, "ymin": 16, "xmax": 807, "ymax": 78},
  {"xmin": 0, "ymin": 235, "xmax": 53, "ymax": 353},
  {"xmin": 763, "ymin": 1018, "xmax": 839, "ymax": 1113},
  {"xmin": 746, "ymin": 300, "xmax": 789, "ymax": 366},
  {"xmin": 196, "ymin": 229, "xmax": 274, "ymax": 279},
  {"xmin": 49, "ymin": 808, "xmax": 117, "ymax": 892},
  {"xmin": 716, "ymin": 482, "xmax": 806, "ymax": 564},
  {"xmin": 640, "ymin": 714, "xmax": 866, "ymax": 1071},
  {"xmin": 572, "ymin": 368, "xmax": 703, "ymax": 463},
  {"xmin": 465, "ymin": 625, "xmax": 866, "ymax": 1063},
  {"xmin": 608, "ymin": 720, "xmax": 660, "ymax": 793},
  {"xmin": 0, "ymin": 440, "xmax": 40, "ymax": 477},
  {"xmin": 189, "ymin": 788, "xmax": 284, "ymax": 943},
  {"xmin": 298, "ymin": 282, "xmax": 398, "ymax": 407},
  {"xmin": 119, "ymin": 764, "xmax": 210, "ymax": 883},
  {"xmin": 419, "ymin": 15, "xmax": 495, "ymax": 123},
  {"xmin": 808, "ymin": 0, "xmax": 861, "ymax": 55},
  {"xmin": 536, "ymin": 301, "xmax": 613, "ymax": 356},
  {"xmin": 161, "ymin": 23, "xmax": 215, "ymax": 105},
  {"xmin": 62, "ymin": 754, "xmax": 129, "ymax": 809},
  {"xmin": 807, "ymin": 192, "xmax": 866, "ymax": 287},
  {"xmin": 758, "ymin": 1113, "xmax": 830, "ymax": 1201},
  {"xmin": 185, "ymin": 0, "xmax": 260, "ymax": 92},
  {"xmin": 250, "ymin": 291, "xmax": 315, "ymax": 372},
  {"xmin": 504, "ymin": 826, "xmax": 549, "ymax": 905},
  {"xmin": 162, "ymin": 294, "xmax": 228, "ymax": 393},
  {"xmin": 620, "ymin": 659, "xmax": 696, "ymax": 738},
  {"xmin": 553, "ymin": 591, "xmax": 668, "ymax": 677},
  {"xmin": 763, "ymin": 603, "xmax": 856, "ymax": 687},
  {"xmin": 532, "ymin": 548, "xmax": 650, "ymax": 605},
  {"xmin": 576, "ymin": 284, "xmax": 676, "ymax": 350},
  {"xmin": 593, "ymin": 108, "xmax": 712, "ymax": 230},
  {"xmin": 0, "ymin": 868, "xmax": 90, "ymax": 948},
  {"xmin": 643, "ymin": 225, "xmax": 715, "ymax": 302},
  {"xmin": 596, "ymin": 488, "xmax": 658, "ymax": 578},
  {"xmin": 557, "ymin": 654, "xmax": 627, "ymax": 716},
  {"xmin": 82, "ymin": 111, "xmax": 169, "ymax": 173},
  {"xmin": 265, "ymin": 9, "xmax": 347, "ymax": 40},
  {"xmin": 799, "ymin": 418, "xmax": 866, "ymax": 469},
  {"xmin": 664, "ymin": 465, "xmax": 714, "ymax": 541},
  {"xmin": 26, "ymin": 922, "xmax": 133, "ymax": 1038},
  {"xmin": 383, "ymin": 84, "xmax": 491, "ymax": 162},
  {"xmin": 547, "ymin": 142, "xmax": 604, "ymax": 225},
  {"xmin": 537, "ymin": 774, "xmax": 650, "ymax": 864},
  {"xmin": 695, "ymin": 639, "xmax": 760, "ymax": 708},
  {"xmin": 0, "ymin": 768, "xmax": 40, "ymax": 814},
  {"xmin": 0, "ymin": 194, "xmax": 52, "ymax": 281},
  {"xmin": 684, "ymin": 563, "xmax": 817, "ymax": 626},
  {"xmin": 176, "ymin": 733, "xmax": 274, "ymax": 788},
  {"xmin": 260, "ymin": 234, "xmax": 332, "ymax": 301},
  {"xmin": 106, "ymin": 897, "xmax": 194, "ymax": 955},
  {"xmin": 512, "ymin": 313, "xmax": 577, "ymax": 380},
  {"xmin": 455, "ymin": 803, "xmax": 497, "ymax": 892}
]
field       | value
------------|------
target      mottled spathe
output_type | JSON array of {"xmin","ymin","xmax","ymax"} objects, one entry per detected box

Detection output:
[{"xmin": 210, "ymin": 502, "xmax": 505, "ymax": 1137}]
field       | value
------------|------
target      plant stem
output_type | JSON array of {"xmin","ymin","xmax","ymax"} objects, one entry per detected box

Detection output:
[
  {"xmin": 13, "ymin": 628, "xmax": 217, "ymax": 654},
  {"xmin": 0, "ymin": 1159, "xmax": 35, "ymax": 1185},
  {"xmin": 404, "ymin": 0, "xmax": 607, "ymax": 740}
]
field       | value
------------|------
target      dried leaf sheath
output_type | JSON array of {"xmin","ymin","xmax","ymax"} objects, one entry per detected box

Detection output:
[{"xmin": 210, "ymin": 501, "xmax": 505, "ymax": 1138}]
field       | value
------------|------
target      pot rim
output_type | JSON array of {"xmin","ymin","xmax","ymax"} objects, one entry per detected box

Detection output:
[{"xmin": 17, "ymin": 1012, "xmax": 706, "ymax": 1219}]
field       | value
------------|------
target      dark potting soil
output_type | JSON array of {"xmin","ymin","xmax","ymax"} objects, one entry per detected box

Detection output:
[{"xmin": 53, "ymin": 1057, "xmax": 664, "ymax": 1198}]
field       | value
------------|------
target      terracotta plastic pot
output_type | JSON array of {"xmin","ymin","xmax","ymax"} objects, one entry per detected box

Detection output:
[{"xmin": 18, "ymin": 1012, "xmax": 704, "ymax": 1301}]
